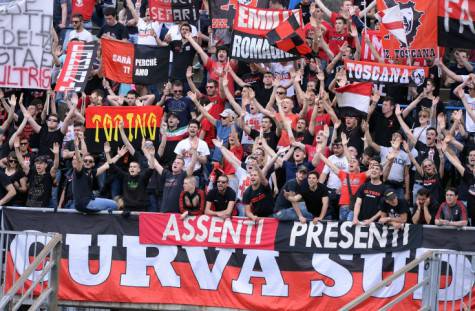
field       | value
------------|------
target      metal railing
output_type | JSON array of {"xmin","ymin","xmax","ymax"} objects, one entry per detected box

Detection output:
[
  {"xmin": 0, "ymin": 231, "xmax": 62, "ymax": 311},
  {"xmin": 341, "ymin": 250, "xmax": 475, "ymax": 311}
]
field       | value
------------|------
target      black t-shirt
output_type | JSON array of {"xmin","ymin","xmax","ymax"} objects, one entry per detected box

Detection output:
[
  {"xmin": 3, "ymin": 169, "xmax": 27, "ymax": 206},
  {"xmin": 38, "ymin": 125, "xmax": 64, "ymax": 158},
  {"xmin": 0, "ymin": 143, "xmax": 10, "ymax": 160},
  {"xmin": 381, "ymin": 198, "xmax": 410, "ymax": 219},
  {"xmin": 160, "ymin": 170, "xmax": 187, "ymax": 213},
  {"xmin": 274, "ymin": 179, "xmax": 307, "ymax": 212},
  {"xmin": 415, "ymin": 141, "xmax": 440, "ymax": 172},
  {"xmin": 0, "ymin": 171, "xmax": 13, "ymax": 202},
  {"xmin": 164, "ymin": 97, "xmax": 196, "ymax": 127},
  {"xmin": 369, "ymin": 110, "xmax": 400, "ymax": 147},
  {"xmin": 448, "ymin": 64, "xmax": 470, "ymax": 100},
  {"xmin": 300, "ymin": 183, "xmax": 328, "ymax": 217},
  {"xmin": 242, "ymin": 184, "xmax": 274, "ymax": 217},
  {"xmin": 356, "ymin": 181, "xmax": 386, "ymax": 221},
  {"xmin": 72, "ymin": 167, "xmax": 96, "ymax": 211},
  {"xmin": 249, "ymin": 128, "xmax": 279, "ymax": 151},
  {"xmin": 254, "ymin": 86, "xmax": 273, "ymax": 107},
  {"xmin": 422, "ymin": 173, "xmax": 443, "ymax": 205},
  {"xmin": 112, "ymin": 164, "xmax": 154, "ymax": 211},
  {"xmin": 206, "ymin": 187, "xmax": 236, "ymax": 212},
  {"xmin": 26, "ymin": 170, "xmax": 54, "ymax": 207},
  {"xmin": 98, "ymin": 23, "xmax": 129, "ymax": 40},
  {"xmin": 462, "ymin": 170, "xmax": 475, "ymax": 222},
  {"xmin": 170, "ymin": 40, "xmax": 196, "ymax": 80}
]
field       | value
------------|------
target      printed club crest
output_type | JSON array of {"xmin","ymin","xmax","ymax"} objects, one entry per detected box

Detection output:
[{"xmin": 385, "ymin": 0, "xmax": 423, "ymax": 47}]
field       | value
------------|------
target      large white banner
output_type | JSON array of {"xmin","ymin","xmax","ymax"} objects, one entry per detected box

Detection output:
[{"xmin": 0, "ymin": 0, "xmax": 53, "ymax": 89}]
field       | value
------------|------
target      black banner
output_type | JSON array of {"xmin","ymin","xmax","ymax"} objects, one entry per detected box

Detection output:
[
  {"xmin": 275, "ymin": 221, "xmax": 423, "ymax": 254},
  {"xmin": 133, "ymin": 45, "xmax": 169, "ymax": 85},
  {"xmin": 437, "ymin": 0, "xmax": 475, "ymax": 49},
  {"xmin": 230, "ymin": 31, "xmax": 300, "ymax": 63},
  {"xmin": 55, "ymin": 41, "xmax": 98, "ymax": 92}
]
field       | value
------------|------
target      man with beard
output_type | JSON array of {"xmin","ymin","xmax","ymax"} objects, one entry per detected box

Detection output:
[
  {"xmin": 69, "ymin": 141, "xmax": 120, "ymax": 212},
  {"xmin": 205, "ymin": 174, "xmax": 237, "ymax": 218}
]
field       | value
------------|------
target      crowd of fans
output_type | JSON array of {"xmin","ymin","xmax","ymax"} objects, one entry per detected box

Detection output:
[{"xmin": 1, "ymin": 0, "xmax": 475, "ymax": 228}]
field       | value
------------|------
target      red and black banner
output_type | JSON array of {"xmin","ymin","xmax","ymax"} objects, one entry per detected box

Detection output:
[
  {"xmin": 210, "ymin": 0, "xmax": 268, "ymax": 29},
  {"xmin": 140, "ymin": 213, "xmax": 422, "ymax": 254},
  {"xmin": 438, "ymin": 0, "xmax": 475, "ymax": 49},
  {"xmin": 377, "ymin": 0, "xmax": 438, "ymax": 62},
  {"xmin": 266, "ymin": 13, "xmax": 313, "ymax": 58},
  {"xmin": 344, "ymin": 59, "xmax": 428, "ymax": 87},
  {"xmin": 230, "ymin": 5, "xmax": 302, "ymax": 62},
  {"xmin": 55, "ymin": 41, "xmax": 97, "ymax": 93},
  {"xmin": 101, "ymin": 38, "xmax": 169, "ymax": 85},
  {"xmin": 149, "ymin": 0, "xmax": 201, "ymax": 23},
  {"xmin": 85, "ymin": 106, "xmax": 164, "ymax": 153},
  {"xmin": 2, "ymin": 208, "xmax": 475, "ymax": 310}
]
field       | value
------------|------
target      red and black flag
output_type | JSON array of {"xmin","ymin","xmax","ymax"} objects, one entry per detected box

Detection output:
[
  {"xmin": 266, "ymin": 13, "xmax": 314, "ymax": 58},
  {"xmin": 55, "ymin": 41, "xmax": 97, "ymax": 92},
  {"xmin": 437, "ymin": 0, "xmax": 475, "ymax": 49},
  {"xmin": 149, "ymin": 0, "xmax": 201, "ymax": 23},
  {"xmin": 101, "ymin": 38, "xmax": 169, "ymax": 85}
]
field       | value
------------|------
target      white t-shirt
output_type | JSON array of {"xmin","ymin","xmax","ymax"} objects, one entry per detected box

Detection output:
[
  {"xmin": 174, "ymin": 137, "xmax": 210, "ymax": 172},
  {"xmin": 235, "ymin": 167, "xmax": 251, "ymax": 201},
  {"xmin": 68, "ymin": 29, "xmax": 94, "ymax": 43},
  {"xmin": 269, "ymin": 62, "xmax": 295, "ymax": 96},
  {"xmin": 464, "ymin": 93, "xmax": 475, "ymax": 133},
  {"xmin": 166, "ymin": 24, "xmax": 198, "ymax": 40},
  {"xmin": 380, "ymin": 147, "xmax": 410, "ymax": 182},
  {"xmin": 241, "ymin": 112, "xmax": 263, "ymax": 145},
  {"xmin": 137, "ymin": 18, "xmax": 162, "ymax": 45},
  {"xmin": 413, "ymin": 126, "xmax": 427, "ymax": 145},
  {"xmin": 322, "ymin": 155, "xmax": 348, "ymax": 190}
]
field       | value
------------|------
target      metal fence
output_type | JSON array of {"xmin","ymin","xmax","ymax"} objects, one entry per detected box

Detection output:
[
  {"xmin": 0, "ymin": 230, "xmax": 62, "ymax": 311},
  {"xmin": 341, "ymin": 250, "xmax": 475, "ymax": 311}
]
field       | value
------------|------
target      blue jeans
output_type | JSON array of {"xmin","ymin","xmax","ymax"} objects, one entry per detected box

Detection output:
[
  {"xmin": 85, "ymin": 198, "xmax": 118, "ymax": 212},
  {"xmin": 339, "ymin": 205, "xmax": 354, "ymax": 222},
  {"xmin": 273, "ymin": 203, "xmax": 313, "ymax": 221}
]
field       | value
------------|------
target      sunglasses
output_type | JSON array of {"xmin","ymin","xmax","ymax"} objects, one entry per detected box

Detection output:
[
  {"xmin": 47, "ymin": 118, "xmax": 58, "ymax": 122},
  {"xmin": 84, "ymin": 159, "xmax": 94, "ymax": 163},
  {"xmin": 8, "ymin": 159, "xmax": 18, "ymax": 163},
  {"xmin": 20, "ymin": 142, "xmax": 28, "ymax": 146},
  {"xmin": 276, "ymin": 92, "xmax": 285, "ymax": 95},
  {"xmin": 173, "ymin": 90, "xmax": 183, "ymax": 93}
]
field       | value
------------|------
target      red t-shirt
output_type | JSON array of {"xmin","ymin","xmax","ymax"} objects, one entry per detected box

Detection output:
[
  {"xmin": 325, "ymin": 28, "xmax": 353, "ymax": 58},
  {"xmin": 338, "ymin": 171, "xmax": 367, "ymax": 206},
  {"xmin": 276, "ymin": 113, "xmax": 299, "ymax": 147},
  {"xmin": 200, "ymin": 95, "xmax": 225, "ymax": 148},
  {"xmin": 72, "ymin": 0, "xmax": 95, "ymax": 21},
  {"xmin": 205, "ymin": 58, "xmax": 237, "ymax": 95},
  {"xmin": 223, "ymin": 145, "xmax": 244, "ymax": 176},
  {"xmin": 305, "ymin": 145, "xmax": 330, "ymax": 174}
]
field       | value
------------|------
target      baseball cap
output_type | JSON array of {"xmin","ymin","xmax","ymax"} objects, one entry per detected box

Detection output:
[
  {"xmin": 297, "ymin": 165, "xmax": 308, "ymax": 173},
  {"xmin": 220, "ymin": 109, "xmax": 237, "ymax": 119},
  {"xmin": 384, "ymin": 188, "xmax": 397, "ymax": 201}
]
